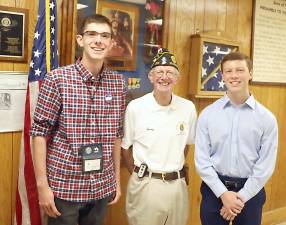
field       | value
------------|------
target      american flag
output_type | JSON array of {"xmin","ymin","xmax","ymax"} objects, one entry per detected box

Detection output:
[
  {"xmin": 201, "ymin": 42, "xmax": 237, "ymax": 91},
  {"xmin": 15, "ymin": 0, "xmax": 58, "ymax": 224}
]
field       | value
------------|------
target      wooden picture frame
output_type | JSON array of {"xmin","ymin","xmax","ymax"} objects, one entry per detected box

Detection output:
[
  {"xmin": 0, "ymin": 6, "xmax": 29, "ymax": 62},
  {"xmin": 188, "ymin": 31, "xmax": 240, "ymax": 98},
  {"xmin": 96, "ymin": 0, "xmax": 139, "ymax": 71}
]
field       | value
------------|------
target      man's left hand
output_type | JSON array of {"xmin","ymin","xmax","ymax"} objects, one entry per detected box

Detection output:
[{"xmin": 108, "ymin": 184, "xmax": 121, "ymax": 205}]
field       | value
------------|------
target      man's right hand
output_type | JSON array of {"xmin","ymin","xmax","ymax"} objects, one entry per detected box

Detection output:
[
  {"xmin": 38, "ymin": 185, "xmax": 61, "ymax": 218},
  {"xmin": 220, "ymin": 191, "xmax": 244, "ymax": 220}
]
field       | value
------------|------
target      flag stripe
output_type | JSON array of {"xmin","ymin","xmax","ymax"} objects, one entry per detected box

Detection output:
[
  {"xmin": 23, "ymin": 84, "xmax": 42, "ymax": 225},
  {"xmin": 15, "ymin": 0, "xmax": 58, "ymax": 223},
  {"xmin": 15, "ymin": 179, "xmax": 22, "ymax": 225},
  {"xmin": 45, "ymin": 0, "xmax": 51, "ymax": 72}
]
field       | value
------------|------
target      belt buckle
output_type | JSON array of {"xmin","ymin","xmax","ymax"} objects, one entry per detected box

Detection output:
[
  {"xmin": 225, "ymin": 180, "xmax": 238, "ymax": 189},
  {"xmin": 161, "ymin": 173, "xmax": 166, "ymax": 182}
]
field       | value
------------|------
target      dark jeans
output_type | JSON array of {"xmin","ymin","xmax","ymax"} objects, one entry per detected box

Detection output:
[
  {"xmin": 200, "ymin": 182, "xmax": 266, "ymax": 225},
  {"xmin": 48, "ymin": 196, "xmax": 110, "ymax": 225}
]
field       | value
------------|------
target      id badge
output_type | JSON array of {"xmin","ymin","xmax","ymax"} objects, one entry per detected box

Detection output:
[{"xmin": 80, "ymin": 143, "xmax": 103, "ymax": 173}]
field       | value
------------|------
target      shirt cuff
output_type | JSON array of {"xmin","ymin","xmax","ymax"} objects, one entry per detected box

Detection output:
[
  {"xmin": 212, "ymin": 181, "xmax": 228, "ymax": 198},
  {"xmin": 121, "ymin": 142, "xmax": 130, "ymax": 150},
  {"xmin": 238, "ymin": 188, "xmax": 252, "ymax": 202}
]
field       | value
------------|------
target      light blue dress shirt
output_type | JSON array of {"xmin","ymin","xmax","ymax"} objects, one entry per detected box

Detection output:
[{"xmin": 195, "ymin": 94, "xmax": 278, "ymax": 202}]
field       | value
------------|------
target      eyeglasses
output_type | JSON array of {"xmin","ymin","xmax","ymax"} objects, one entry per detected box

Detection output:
[
  {"xmin": 81, "ymin": 30, "xmax": 112, "ymax": 40},
  {"xmin": 153, "ymin": 69, "xmax": 179, "ymax": 78}
]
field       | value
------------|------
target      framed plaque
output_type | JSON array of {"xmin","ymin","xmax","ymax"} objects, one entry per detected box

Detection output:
[
  {"xmin": 252, "ymin": 0, "xmax": 286, "ymax": 83},
  {"xmin": 0, "ymin": 6, "xmax": 29, "ymax": 62},
  {"xmin": 188, "ymin": 31, "xmax": 240, "ymax": 98}
]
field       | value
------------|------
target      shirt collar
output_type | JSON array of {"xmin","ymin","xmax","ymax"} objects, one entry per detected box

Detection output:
[
  {"xmin": 75, "ymin": 58, "xmax": 105, "ymax": 82},
  {"xmin": 150, "ymin": 92, "xmax": 177, "ymax": 112},
  {"xmin": 222, "ymin": 93, "xmax": 255, "ymax": 110}
]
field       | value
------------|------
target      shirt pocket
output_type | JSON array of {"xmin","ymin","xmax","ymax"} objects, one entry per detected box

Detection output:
[{"xmin": 134, "ymin": 121, "xmax": 156, "ymax": 149}]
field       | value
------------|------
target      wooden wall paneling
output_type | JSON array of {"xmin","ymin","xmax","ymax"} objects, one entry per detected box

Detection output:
[
  {"xmin": 225, "ymin": 0, "xmax": 239, "ymax": 39},
  {"xmin": 255, "ymin": 85, "xmax": 282, "ymax": 212},
  {"xmin": 172, "ymin": 0, "xmax": 196, "ymax": 98},
  {"xmin": 59, "ymin": 0, "xmax": 68, "ymax": 65},
  {"xmin": 187, "ymin": 147, "xmax": 201, "ymax": 225},
  {"xmin": 262, "ymin": 207, "xmax": 286, "ymax": 225},
  {"xmin": 59, "ymin": 0, "xmax": 76, "ymax": 66},
  {"xmin": 194, "ymin": 0, "xmax": 205, "ymax": 32},
  {"xmin": 270, "ymin": 85, "xmax": 286, "ymax": 210},
  {"xmin": 0, "ymin": 133, "xmax": 13, "ymax": 225},
  {"xmin": 250, "ymin": 84, "xmax": 262, "ymax": 101},
  {"xmin": 236, "ymin": 0, "xmax": 252, "ymax": 54},
  {"xmin": 0, "ymin": 62, "xmax": 14, "ymax": 71},
  {"xmin": 165, "ymin": 0, "xmax": 177, "ymax": 53},
  {"xmin": 162, "ymin": 0, "xmax": 170, "ymax": 48},
  {"xmin": 108, "ymin": 168, "xmax": 130, "ymax": 225},
  {"xmin": 203, "ymin": 0, "xmax": 218, "ymax": 31},
  {"xmin": 216, "ymin": 0, "xmax": 227, "ymax": 31},
  {"xmin": 11, "ymin": 132, "xmax": 22, "ymax": 225}
]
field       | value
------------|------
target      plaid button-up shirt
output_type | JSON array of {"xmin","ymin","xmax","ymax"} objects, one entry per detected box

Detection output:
[{"xmin": 30, "ymin": 60, "xmax": 126, "ymax": 202}]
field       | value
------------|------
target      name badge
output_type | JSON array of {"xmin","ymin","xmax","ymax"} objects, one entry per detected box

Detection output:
[
  {"xmin": 105, "ymin": 93, "xmax": 112, "ymax": 102},
  {"xmin": 80, "ymin": 143, "xmax": 103, "ymax": 173}
]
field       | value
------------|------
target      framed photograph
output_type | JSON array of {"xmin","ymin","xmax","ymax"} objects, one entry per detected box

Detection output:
[
  {"xmin": 143, "ymin": 0, "xmax": 165, "ymax": 64},
  {"xmin": 0, "ymin": 6, "xmax": 29, "ymax": 62},
  {"xmin": 96, "ymin": 0, "xmax": 139, "ymax": 71},
  {"xmin": 188, "ymin": 31, "xmax": 240, "ymax": 98}
]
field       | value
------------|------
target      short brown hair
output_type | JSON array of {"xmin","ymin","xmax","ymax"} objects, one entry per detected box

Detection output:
[
  {"xmin": 78, "ymin": 14, "xmax": 112, "ymax": 34},
  {"xmin": 220, "ymin": 52, "xmax": 252, "ymax": 72}
]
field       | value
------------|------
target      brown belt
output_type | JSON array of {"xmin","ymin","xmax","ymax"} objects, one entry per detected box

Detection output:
[{"xmin": 134, "ymin": 166, "xmax": 186, "ymax": 181}]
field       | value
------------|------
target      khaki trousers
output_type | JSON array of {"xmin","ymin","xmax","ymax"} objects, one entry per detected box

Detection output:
[{"xmin": 126, "ymin": 172, "xmax": 189, "ymax": 225}]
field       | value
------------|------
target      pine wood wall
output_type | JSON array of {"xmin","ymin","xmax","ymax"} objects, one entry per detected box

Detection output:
[{"xmin": 0, "ymin": 0, "xmax": 285, "ymax": 225}]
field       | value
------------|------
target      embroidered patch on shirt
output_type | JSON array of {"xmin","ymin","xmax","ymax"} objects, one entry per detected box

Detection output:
[{"xmin": 177, "ymin": 121, "xmax": 187, "ymax": 135}]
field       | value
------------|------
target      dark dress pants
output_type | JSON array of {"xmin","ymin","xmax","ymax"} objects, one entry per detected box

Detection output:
[
  {"xmin": 200, "ymin": 182, "xmax": 266, "ymax": 225},
  {"xmin": 48, "ymin": 196, "xmax": 110, "ymax": 225}
]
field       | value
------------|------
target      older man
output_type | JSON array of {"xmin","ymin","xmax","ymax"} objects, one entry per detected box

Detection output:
[{"xmin": 121, "ymin": 48, "xmax": 197, "ymax": 225}]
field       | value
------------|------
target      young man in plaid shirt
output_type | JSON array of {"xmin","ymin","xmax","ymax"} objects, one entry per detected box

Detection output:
[{"xmin": 30, "ymin": 14, "xmax": 126, "ymax": 225}]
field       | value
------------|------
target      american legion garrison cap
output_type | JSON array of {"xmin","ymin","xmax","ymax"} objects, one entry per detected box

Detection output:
[{"xmin": 150, "ymin": 48, "xmax": 179, "ymax": 71}]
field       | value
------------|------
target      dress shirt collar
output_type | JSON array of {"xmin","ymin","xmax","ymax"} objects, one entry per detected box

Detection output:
[
  {"xmin": 75, "ymin": 58, "xmax": 105, "ymax": 83},
  {"xmin": 221, "ymin": 93, "xmax": 255, "ymax": 110}
]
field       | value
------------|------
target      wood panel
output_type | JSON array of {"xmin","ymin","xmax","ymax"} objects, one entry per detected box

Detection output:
[
  {"xmin": 59, "ymin": 0, "xmax": 76, "ymax": 66},
  {"xmin": 11, "ymin": 132, "xmax": 22, "ymax": 225},
  {"xmin": 0, "ymin": 133, "xmax": 13, "ymax": 225}
]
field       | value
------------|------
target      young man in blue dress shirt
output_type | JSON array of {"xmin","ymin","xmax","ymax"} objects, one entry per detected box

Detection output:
[{"xmin": 195, "ymin": 52, "xmax": 278, "ymax": 225}]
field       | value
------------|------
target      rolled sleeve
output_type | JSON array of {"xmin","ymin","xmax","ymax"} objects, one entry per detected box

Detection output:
[{"xmin": 30, "ymin": 72, "xmax": 62, "ymax": 137}]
